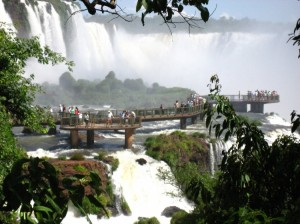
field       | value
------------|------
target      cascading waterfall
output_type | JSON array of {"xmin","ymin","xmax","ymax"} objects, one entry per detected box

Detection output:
[
  {"xmin": 19, "ymin": 0, "xmax": 66, "ymax": 55},
  {"xmin": 0, "ymin": 0, "xmax": 12, "ymax": 25},
  {"xmin": 63, "ymin": 149, "xmax": 194, "ymax": 224},
  {"xmin": 209, "ymin": 143, "xmax": 215, "ymax": 175},
  {"xmin": 1, "ymin": 0, "xmax": 297, "ymax": 116},
  {"xmin": 209, "ymin": 140, "xmax": 230, "ymax": 174}
]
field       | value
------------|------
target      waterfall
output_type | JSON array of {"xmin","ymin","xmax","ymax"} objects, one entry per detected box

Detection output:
[
  {"xmin": 209, "ymin": 143, "xmax": 215, "ymax": 175},
  {"xmin": 63, "ymin": 149, "xmax": 194, "ymax": 224},
  {"xmin": 19, "ymin": 0, "xmax": 66, "ymax": 55},
  {"xmin": 1, "ymin": 0, "xmax": 298, "ymax": 124},
  {"xmin": 0, "ymin": 0, "xmax": 12, "ymax": 26},
  {"xmin": 209, "ymin": 140, "xmax": 229, "ymax": 174}
]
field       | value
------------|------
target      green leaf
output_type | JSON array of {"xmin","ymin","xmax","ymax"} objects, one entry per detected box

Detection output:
[
  {"xmin": 200, "ymin": 6, "xmax": 210, "ymax": 22},
  {"xmin": 178, "ymin": 4, "xmax": 183, "ymax": 12},
  {"xmin": 136, "ymin": 0, "xmax": 143, "ymax": 12},
  {"xmin": 87, "ymin": 195, "xmax": 109, "ymax": 217}
]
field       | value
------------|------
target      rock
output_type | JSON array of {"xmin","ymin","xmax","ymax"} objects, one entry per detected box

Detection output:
[
  {"xmin": 47, "ymin": 127, "xmax": 57, "ymax": 135},
  {"xmin": 136, "ymin": 158, "xmax": 147, "ymax": 165},
  {"xmin": 161, "ymin": 206, "xmax": 185, "ymax": 217},
  {"xmin": 48, "ymin": 159, "xmax": 108, "ymax": 196}
]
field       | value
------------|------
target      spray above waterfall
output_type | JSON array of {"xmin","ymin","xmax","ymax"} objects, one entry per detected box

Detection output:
[{"xmin": 1, "ymin": 0, "xmax": 299, "ymax": 121}]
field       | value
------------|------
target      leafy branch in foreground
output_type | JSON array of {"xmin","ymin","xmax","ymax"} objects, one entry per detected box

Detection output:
[
  {"xmin": 288, "ymin": 18, "xmax": 300, "ymax": 58},
  {"xmin": 184, "ymin": 74, "xmax": 300, "ymax": 223},
  {"xmin": 0, "ymin": 157, "xmax": 108, "ymax": 224}
]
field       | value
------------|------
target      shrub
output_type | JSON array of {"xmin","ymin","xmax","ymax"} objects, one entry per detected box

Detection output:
[{"xmin": 70, "ymin": 153, "xmax": 85, "ymax": 161}]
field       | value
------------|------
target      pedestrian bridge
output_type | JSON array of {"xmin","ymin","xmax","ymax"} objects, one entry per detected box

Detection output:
[
  {"xmin": 58, "ymin": 105, "xmax": 203, "ymax": 149},
  {"xmin": 55, "ymin": 93, "xmax": 279, "ymax": 149}
]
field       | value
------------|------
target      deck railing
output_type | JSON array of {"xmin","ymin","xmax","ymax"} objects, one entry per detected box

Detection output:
[
  {"xmin": 58, "ymin": 104, "xmax": 203, "ymax": 128},
  {"xmin": 203, "ymin": 94, "xmax": 280, "ymax": 103}
]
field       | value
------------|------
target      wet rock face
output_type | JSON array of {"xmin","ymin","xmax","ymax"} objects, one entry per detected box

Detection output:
[
  {"xmin": 136, "ymin": 158, "xmax": 147, "ymax": 165},
  {"xmin": 161, "ymin": 206, "xmax": 185, "ymax": 217}
]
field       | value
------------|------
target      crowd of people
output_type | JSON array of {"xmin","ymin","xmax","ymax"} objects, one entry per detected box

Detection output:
[
  {"xmin": 247, "ymin": 90, "xmax": 279, "ymax": 101},
  {"xmin": 57, "ymin": 104, "xmax": 138, "ymax": 128}
]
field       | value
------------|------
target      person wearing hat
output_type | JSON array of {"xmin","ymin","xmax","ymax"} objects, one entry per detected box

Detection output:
[{"xmin": 106, "ymin": 111, "xmax": 113, "ymax": 127}]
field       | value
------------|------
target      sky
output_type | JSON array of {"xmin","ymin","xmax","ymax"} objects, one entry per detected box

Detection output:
[{"xmin": 118, "ymin": 0, "xmax": 299, "ymax": 23}]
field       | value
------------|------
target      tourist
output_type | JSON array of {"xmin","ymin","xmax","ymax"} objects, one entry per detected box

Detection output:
[
  {"xmin": 84, "ymin": 113, "xmax": 89, "ymax": 128},
  {"xmin": 130, "ymin": 111, "xmax": 136, "ymax": 125},
  {"xmin": 160, "ymin": 104, "xmax": 164, "ymax": 115},
  {"xmin": 106, "ymin": 111, "xmax": 113, "ymax": 127}
]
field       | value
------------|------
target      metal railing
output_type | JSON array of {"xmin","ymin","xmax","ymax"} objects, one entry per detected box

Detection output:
[
  {"xmin": 57, "ymin": 104, "xmax": 203, "ymax": 128},
  {"xmin": 203, "ymin": 94, "xmax": 280, "ymax": 103}
]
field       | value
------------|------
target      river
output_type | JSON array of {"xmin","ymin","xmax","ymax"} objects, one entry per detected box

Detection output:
[{"xmin": 13, "ymin": 112, "xmax": 297, "ymax": 224}]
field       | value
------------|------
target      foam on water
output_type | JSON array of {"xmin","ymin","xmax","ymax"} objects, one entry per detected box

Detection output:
[{"xmin": 63, "ymin": 149, "xmax": 194, "ymax": 224}]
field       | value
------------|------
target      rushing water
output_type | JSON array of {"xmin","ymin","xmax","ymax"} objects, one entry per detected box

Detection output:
[{"xmin": 13, "ymin": 111, "xmax": 298, "ymax": 224}]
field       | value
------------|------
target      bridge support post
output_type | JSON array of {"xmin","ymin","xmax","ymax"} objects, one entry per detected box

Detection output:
[
  {"xmin": 250, "ymin": 103, "xmax": 264, "ymax": 113},
  {"xmin": 87, "ymin": 130, "xmax": 94, "ymax": 147},
  {"xmin": 191, "ymin": 116, "xmax": 197, "ymax": 124},
  {"xmin": 180, "ymin": 118, "xmax": 187, "ymax": 129},
  {"xmin": 124, "ymin": 128, "xmax": 134, "ymax": 149},
  {"xmin": 70, "ymin": 130, "xmax": 79, "ymax": 148},
  {"xmin": 231, "ymin": 102, "xmax": 247, "ymax": 113}
]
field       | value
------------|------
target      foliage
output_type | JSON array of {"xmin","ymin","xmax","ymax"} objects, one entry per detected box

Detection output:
[
  {"xmin": 291, "ymin": 110, "xmax": 300, "ymax": 133},
  {"xmin": 136, "ymin": 0, "xmax": 210, "ymax": 26},
  {"xmin": 35, "ymin": 72, "xmax": 194, "ymax": 109},
  {"xmin": 0, "ymin": 104, "xmax": 27, "ymax": 196},
  {"xmin": 238, "ymin": 114, "xmax": 262, "ymax": 127},
  {"xmin": 171, "ymin": 210, "xmax": 200, "ymax": 224},
  {"xmin": 0, "ymin": 22, "xmax": 73, "ymax": 133},
  {"xmin": 0, "ymin": 157, "xmax": 108, "ymax": 224},
  {"xmin": 0, "ymin": 22, "xmax": 73, "ymax": 222},
  {"xmin": 70, "ymin": 153, "xmax": 86, "ymax": 161},
  {"xmin": 120, "ymin": 195, "xmax": 132, "ymax": 215},
  {"xmin": 94, "ymin": 152, "xmax": 120, "ymax": 172},
  {"xmin": 145, "ymin": 131, "xmax": 213, "ymax": 203},
  {"xmin": 185, "ymin": 74, "xmax": 300, "ymax": 223},
  {"xmin": 134, "ymin": 216, "xmax": 160, "ymax": 224},
  {"xmin": 288, "ymin": 18, "xmax": 300, "ymax": 58}
]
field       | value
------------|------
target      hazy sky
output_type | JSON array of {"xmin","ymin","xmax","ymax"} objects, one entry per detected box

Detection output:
[{"xmin": 118, "ymin": 0, "xmax": 299, "ymax": 23}]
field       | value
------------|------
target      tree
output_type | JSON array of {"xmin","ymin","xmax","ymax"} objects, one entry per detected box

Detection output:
[
  {"xmin": 0, "ymin": 23, "xmax": 73, "ymax": 132},
  {"xmin": 59, "ymin": 71, "xmax": 78, "ymax": 91},
  {"xmin": 288, "ymin": 18, "xmax": 300, "ymax": 58},
  {"xmin": 71, "ymin": 0, "xmax": 211, "ymax": 31},
  {"xmin": 0, "ymin": 21, "xmax": 73, "ymax": 184},
  {"xmin": 0, "ymin": 23, "xmax": 106, "ymax": 223},
  {"xmin": 184, "ymin": 75, "xmax": 300, "ymax": 223}
]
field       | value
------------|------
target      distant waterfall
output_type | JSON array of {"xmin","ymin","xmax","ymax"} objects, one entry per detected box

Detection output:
[
  {"xmin": 209, "ymin": 140, "xmax": 229, "ymax": 174},
  {"xmin": 18, "ymin": 0, "xmax": 67, "ymax": 55},
  {"xmin": 1, "ymin": 0, "xmax": 297, "ymax": 119}
]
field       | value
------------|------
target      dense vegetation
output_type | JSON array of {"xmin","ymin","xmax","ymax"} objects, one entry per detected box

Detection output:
[
  {"xmin": 0, "ymin": 23, "xmax": 109, "ymax": 223},
  {"xmin": 35, "ymin": 71, "xmax": 195, "ymax": 109},
  {"xmin": 144, "ymin": 75, "xmax": 300, "ymax": 223}
]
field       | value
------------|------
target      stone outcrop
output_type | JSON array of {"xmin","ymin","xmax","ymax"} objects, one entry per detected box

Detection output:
[
  {"xmin": 161, "ymin": 206, "xmax": 186, "ymax": 217},
  {"xmin": 48, "ymin": 159, "xmax": 108, "ymax": 196}
]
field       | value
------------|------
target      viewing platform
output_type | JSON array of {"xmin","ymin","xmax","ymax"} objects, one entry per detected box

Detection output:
[
  {"xmin": 203, "ymin": 93, "xmax": 280, "ymax": 113},
  {"xmin": 59, "ymin": 105, "xmax": 203, "ymax": 149},
  {"xmin": 52, "ymin": 92, "xmax": 279, "ymax": 149}
]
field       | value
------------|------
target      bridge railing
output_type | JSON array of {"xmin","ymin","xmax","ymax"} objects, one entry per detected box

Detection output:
[
  {"xmin": 60, "ymin": 113, "xmax": 142, "ymax": 128},
  {"xmin": 203, "ymin": 94, "xmax": 280, "ymax": 103},
  {"xmin": 54, "ymin": 104, "xmax": 202, "ymax": 128},
  {"xmin": 132, "ymin": 104, "xmax": 202, "ymax": 118}
]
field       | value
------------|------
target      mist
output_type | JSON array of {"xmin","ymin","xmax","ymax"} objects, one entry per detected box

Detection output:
[{"xmin": 1, "ymin": 0, "xmax": 299, "ymax": 121}]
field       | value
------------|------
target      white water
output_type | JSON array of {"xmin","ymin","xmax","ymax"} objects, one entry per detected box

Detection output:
[
  {"xmin": 2, "ymin": 1, "xmax": 300, "ymax": 222},
  {"xmin": 19, "ymin": 112, "xmax": 299, "ymax": 224},
  {"xmin": 63, "ymin": 150, "xmax": 193, "ymax": 224}
]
